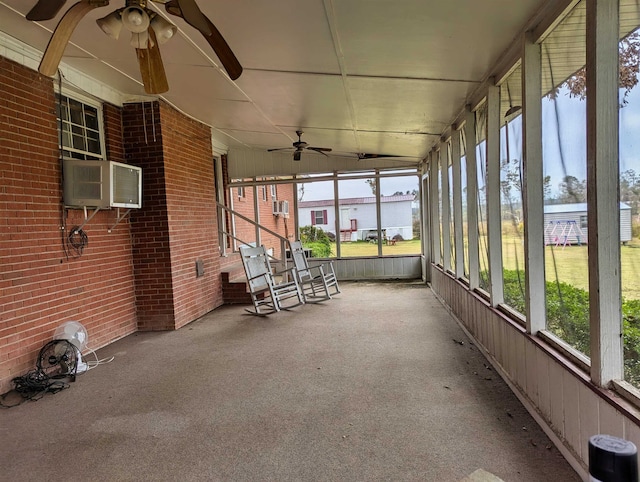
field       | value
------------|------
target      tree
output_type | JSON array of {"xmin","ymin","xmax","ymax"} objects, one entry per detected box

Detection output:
[
  {"xmin": 548, "ymin": 32, "xmax": 640, "ymax": 107},
  {"xmin": 365, "ymin": 179, "xmax": 376, "ymax": 195},
  {"xmin": 543, "ymin": 175, "xmax": 552, "ymax": 201},
  {"xmin": 557, "ymin": 175, "xmax": 586, "ymax": 204},
  {"xmin": 621, "ymin": 169, "xmax": 640, "ymax": 216}
]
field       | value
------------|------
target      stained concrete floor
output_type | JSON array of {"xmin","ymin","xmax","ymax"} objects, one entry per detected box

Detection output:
[{"xmin": 0, "ymin": 281, "xmax": 581, "ymax": 481}]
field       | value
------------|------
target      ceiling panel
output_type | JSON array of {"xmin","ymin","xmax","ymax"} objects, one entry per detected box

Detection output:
[
  {"xmin": 0, "ymin": 0, "xmax": 553, "ymax": 168},
  {"xmin": 196, "ymin": 0, "xmax": 341, "ymax": 74},
  {"xmin": 335, "ymin": 0, "xmax": 543, "ymax": 81},
  {"xmin": 349, "ymin": 76, "xmax": 470, "ymax": 134},
  {"xmin": 236, "ymin": 70, "xmax": 352, "ymax": 130}
]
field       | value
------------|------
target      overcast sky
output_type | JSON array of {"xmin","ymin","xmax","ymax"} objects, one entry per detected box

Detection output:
[{"xmin": 298, "ymin": 174, "xmax": 419, "ymax": 202}]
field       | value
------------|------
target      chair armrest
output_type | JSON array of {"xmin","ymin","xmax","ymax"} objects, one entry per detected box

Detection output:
[
  {"xmin": 305, "ymin": 265, "xmax": 326, "ymax": 276},
  {"xmin": 246, "ymin": 272, "xmax": 272, "ymax": 283},
  {"xmin": 274, "ymin": 266, "xmax": 299, "ymax": 276}
]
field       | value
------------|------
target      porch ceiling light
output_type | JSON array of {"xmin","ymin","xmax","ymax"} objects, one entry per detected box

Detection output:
[{"xmin": 96, "ymin": 6, "xmax": 177, "ymax": 49}]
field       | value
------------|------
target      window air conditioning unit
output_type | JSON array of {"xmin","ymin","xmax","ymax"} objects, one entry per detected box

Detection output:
[
  {"xmin": 279, "ymin": 200, "xmax": 289, "ymax": 218},
  {"xmin": 272, "ymin": 200, "xmax": 289, "ymax": 218},
  {"xmin": 63, "ymin": 160, "xmax": 142, "ymax": 209}
]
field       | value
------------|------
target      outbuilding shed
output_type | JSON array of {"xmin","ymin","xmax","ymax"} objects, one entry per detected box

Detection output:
[{"xmin": 543, "ymin": 202, "xmax": 632, "ymax": 245}]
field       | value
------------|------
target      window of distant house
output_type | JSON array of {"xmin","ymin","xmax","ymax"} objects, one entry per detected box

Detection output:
[
  {"xmin": 580, "ymin": 215, "xmax": 587, "ymax": 229},
  {"xmin": 270, "ymin": 184, "xmax": 277, "ymax": 200},
  {"xmin": 56, "ymin": 92, "xmax": 104, "ymax": 160},
  {"xmin": 311, "ymin": 210, "xmax": 327, "ymax": 225},
  {"xmin": 261, "ymin": 185, "xmax": 267, "ymax": 201},
  {"xmin": 237, "ymin": 186, "xmax": 245, "ymax": 198}
]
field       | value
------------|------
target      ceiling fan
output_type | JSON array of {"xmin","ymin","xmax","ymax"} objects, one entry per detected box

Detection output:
[
  {"xmin": 26, "ymin": 0, "xmax": 242, "ymax": 94},
  {"xmin": 268, "ymin": 130, "xmax": 332, "ymax": 161}
]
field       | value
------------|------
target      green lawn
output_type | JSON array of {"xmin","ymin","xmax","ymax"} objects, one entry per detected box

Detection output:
[
  {"xmin": 500, "ymin": 235, "xmax": 640, "ymax": 301},
  {"xmin": 328, "ymin": 236, "xmax": 640, "ymax": 301},
  {"xmin": 330, "ymin": 239, "xmax": 422, "ymax": 257}
]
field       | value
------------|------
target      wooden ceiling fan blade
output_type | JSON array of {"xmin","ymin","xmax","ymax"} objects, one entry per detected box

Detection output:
[
  {"xmin": 165, "ymin": 0, "xmax": 242, "ymax": 80},
  {"xmin": 136, "ymin": 29, "xmax": 169, "ymax": 94},
  {"xmin": 174, "ymin": 0, "xmax": 211, "ymax": 36},
  {"xmin": 267, "ymin": 147, "xmax": 293, "ymax": 152},
  {"xmin": 39, "ymin": 1, "xmax": 99, "ymax": 77},
  {"xmin": 26, "ymin": 0, "xmax": 68, "ymax": 21},
  {"xmin": 201, "ymin": 17, "xmax": 242, "ymax": 80}
]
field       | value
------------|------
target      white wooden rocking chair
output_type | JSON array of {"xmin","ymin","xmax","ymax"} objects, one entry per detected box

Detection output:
[
  {"xmin": 289, "ymin": 240, "xmax": 340, "ymax": 302},
  {"xmin": 239, "ymin": 245, "xmax": 305, "ymax": 315}
]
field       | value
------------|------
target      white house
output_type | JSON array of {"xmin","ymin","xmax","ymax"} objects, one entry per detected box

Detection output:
[
  {"xmin": 543, "ymin": 202, "xmax": 632, "ymax": 245},
  {"xmin": 299, "ymin": 195, "xmax": 415, "ymax": 241}
]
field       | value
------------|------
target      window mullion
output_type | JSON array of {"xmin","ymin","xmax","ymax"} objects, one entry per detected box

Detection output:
[
  {"xmin": 586, "ymin": 0, "xmax": 622, "ymax": 385},
  {"xmin": 465, "ymin": 107, "xmax": 480, "ymax": 290},
  {"xmin": 486, "ymin": 82, "xmax": 504, "ymax": 306},
  {"xmin": 523, "ymin": 32, "xmax": 546, "ymax": 335}
]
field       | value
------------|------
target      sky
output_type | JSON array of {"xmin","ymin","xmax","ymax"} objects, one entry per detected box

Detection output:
[{"xmin": 298, "ymin": 174, "xmax": 419, "ymax": 202}]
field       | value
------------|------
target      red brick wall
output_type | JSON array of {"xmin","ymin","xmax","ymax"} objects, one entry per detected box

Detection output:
[
  {"xmin": 0, "ymin": 57, "xmax": 138, "ymax": 394},
  {"xmin": 124, "ymin": 101, "xmax": 223, "ymax": 331},
  {"xmin": 123, "ymin": 101, "xmax": 174, "ymax": 331},
  {"xmin": 230, "ymin": 183, "xmax": 296, "ymax": 259},
  {"xmin": 160, "ymin": 102, "xmax": 222, "ymax": 328}
]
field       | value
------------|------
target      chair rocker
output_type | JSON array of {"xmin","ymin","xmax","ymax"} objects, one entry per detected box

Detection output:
[
  {"xmin": 289, "ymin": 240, "xmax": 340, "ymax": 302},
  {"xmin": 239, "ymin": 245, "xmax": 305, "ymax": 315}
]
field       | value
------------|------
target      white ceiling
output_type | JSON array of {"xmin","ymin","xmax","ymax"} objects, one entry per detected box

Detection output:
[{"xmin": 0, "ymin": 0, "xmax": 552, "ymax": 166}]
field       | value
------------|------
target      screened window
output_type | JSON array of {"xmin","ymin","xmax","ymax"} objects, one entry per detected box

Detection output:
[
  {"xmin": 460, "ymin": 129, "xmax": 469, "ymax": 279},
  {"xmin": 56, "ymin": 93, "xmax": 104, "ymax": 160},
  {"xmin": 541, "ymin": 0, "xmax": 589, "ymax": 356},
  {"xmin": 475, "ymin": 104, "xmax": 490, "ymax": 292},
  {"xmin": 500, "ymin": 66, "xmax": 525, "ymax": 316},
  {"xmin": 619, "ymin": 5, "xmax": 640, "ymax": 387}
]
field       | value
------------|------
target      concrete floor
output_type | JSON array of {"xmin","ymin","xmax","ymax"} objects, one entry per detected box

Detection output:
[{"xmin": 0, "ymin": 281, "xmax": 580, "ymax": 481}]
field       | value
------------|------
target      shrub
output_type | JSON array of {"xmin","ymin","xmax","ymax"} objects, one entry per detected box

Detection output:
[
  {"xmin": 501, "ymin": 269, "xmax": 640, "ymax": 384},
  {"xmin": 299, "ymin": 225, "xmax": 332, "ymax": 257}
]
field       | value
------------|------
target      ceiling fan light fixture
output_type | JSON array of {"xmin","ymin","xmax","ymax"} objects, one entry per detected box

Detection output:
[
  {"xmin": 293, "ymin": 151, "xmax": 302, "ymax": 161},
  {"xmin": 130, "ymin": 30, "xmax": 152, "ymax": 49},
  {"xmin": 150, "ymin": 15, "xmax": 177, "ymax": 44},
  {"xmin": 96, "ymin": 10, "xmax": 123, "ymax": 40},
  {"xmin": 121, "ymin": 6, "xmax": 150, "ymax": 33}
]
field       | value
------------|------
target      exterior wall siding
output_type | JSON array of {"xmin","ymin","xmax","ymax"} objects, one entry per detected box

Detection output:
[
  {"xmin": 298, "ymin": 197, "xmax": 414, "ymax": 241},
  {"xmin": 430, "ymin": 266, "xmax": 640, "ymax": 477}
]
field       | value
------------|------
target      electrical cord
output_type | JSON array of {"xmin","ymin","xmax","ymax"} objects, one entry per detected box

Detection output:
[
  {"xmin": 0, "ymin": 370, "xmax": 71, "ymax": 408},
  {"xmin": 67, "ymin": 227, "xmax": 88, "ymax": 257},
  {"xmin": 83, "ymin": 346, "xmax": 115, "ymax": 370}
]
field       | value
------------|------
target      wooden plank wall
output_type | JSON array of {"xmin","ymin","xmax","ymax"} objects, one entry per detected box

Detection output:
[{"xmin": 430, "ymin": 267, "xmax": 640, "ymax": 477}]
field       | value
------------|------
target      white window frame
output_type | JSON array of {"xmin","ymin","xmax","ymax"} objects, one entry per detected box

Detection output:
[{"xmin": 56, "ymin": 88, "xmax": 106, "ymax": 161}]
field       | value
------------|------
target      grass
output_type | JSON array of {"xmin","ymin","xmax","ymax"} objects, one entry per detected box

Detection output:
[
  {"xmin": 328, "ymin": 234, "xmax": 640, "ymax": 301},
  {"xmin": 329, "ymin": 239, "xmax": 422, "ymax": 257},
  {"xmin": 500, "ymin": 235, "xmax": 640, "ymax": 301}
]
